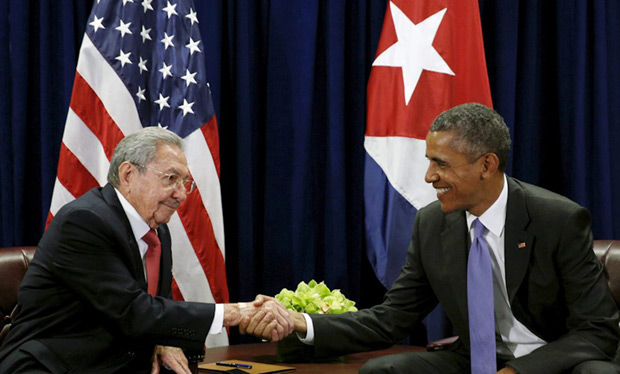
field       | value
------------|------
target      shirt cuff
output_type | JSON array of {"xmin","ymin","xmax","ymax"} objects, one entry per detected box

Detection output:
[
  {"xmin": 297, "ymin": 313, "xmax": 315, "ymax": 345},
  {"xmin": 209, "ymin": 304, "xmax": 224, "ymax": 335}
]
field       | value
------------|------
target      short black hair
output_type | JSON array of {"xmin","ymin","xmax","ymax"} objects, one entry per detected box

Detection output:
[{"xmin": 429, "ymin": 103, "xmax": 511, "ymax": 171}]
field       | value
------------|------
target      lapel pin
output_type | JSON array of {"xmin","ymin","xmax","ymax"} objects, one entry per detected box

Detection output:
[{"xmin": 518, "ymin": 242, "xmax": 526, "ymax": 249}]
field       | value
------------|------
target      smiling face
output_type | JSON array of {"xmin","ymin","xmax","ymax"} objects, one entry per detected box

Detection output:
[
  {"xmin": 120, "ymin": 143, "xmax": 189, "ymax": 229},
  {"xmin": 424, "ymin": 130, "xmax": 495, "ymax": 216}
]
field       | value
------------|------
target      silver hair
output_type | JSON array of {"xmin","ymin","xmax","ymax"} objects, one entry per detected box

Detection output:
[
  {"xmin": 429, "ymin": 103, "xmax": 511, "ymax": 171},
  {"xmin": 107, "ymin": 126, "xmax": 184, "ymax": 187}
]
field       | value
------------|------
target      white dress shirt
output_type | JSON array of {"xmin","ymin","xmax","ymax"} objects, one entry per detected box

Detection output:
[
  {"xmin": 466, "ymin": 175, "xmax": 546, "ymax": 358},
  {"xmin": 114, "ymin": 188, "xmax": 224, "ymax": 335},
  {"xmin": 300, "ymin": 175, "xmax": 547, "ymax": 357}
]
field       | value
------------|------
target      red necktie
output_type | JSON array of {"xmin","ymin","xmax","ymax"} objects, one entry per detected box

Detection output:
[{"xmin": 142, "ymin": 229, "xmax": 161, "ymax": 296}]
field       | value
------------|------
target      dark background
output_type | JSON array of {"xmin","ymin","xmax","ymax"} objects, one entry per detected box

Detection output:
[{"xmin": 1, "ymin": 0, "xmax": 619, "ymax": 343}]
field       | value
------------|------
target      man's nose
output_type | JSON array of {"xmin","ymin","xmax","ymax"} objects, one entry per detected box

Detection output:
[
  {"xmin": 172, "ymin": 186, "xmax": 187, "ymax": 202},
  {"xmin": 425, "ymin": 165, "xmax": 438, "ymax": 184}
]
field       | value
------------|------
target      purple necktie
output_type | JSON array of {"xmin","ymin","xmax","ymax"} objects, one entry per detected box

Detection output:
[{"xmin": 468, "ymin": 219, "xmax": 496, "ymax": 374}]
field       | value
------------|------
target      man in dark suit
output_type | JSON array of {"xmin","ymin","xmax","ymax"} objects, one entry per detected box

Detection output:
[
  {"xmin": 247, "ymin": 103, "xmax": 620, "ymax": 373},
  {"xmin": 0, "ymin": 127, "xmax": 292, "ymax": 373}
]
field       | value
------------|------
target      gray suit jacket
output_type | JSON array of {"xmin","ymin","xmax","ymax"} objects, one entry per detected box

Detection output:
[
  {"xmin": 311, "ymin": 177, "xmax": 619, "ymax": 373},
  {"xmin": 0, "ymin": 184, "xmax": 214, "ymax": 373}
]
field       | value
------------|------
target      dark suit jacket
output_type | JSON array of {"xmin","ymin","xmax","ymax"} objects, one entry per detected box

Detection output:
[
  {"xmin": 0, "ymin": 184, "xmax": 215, "ymax": 373},
  {"xmin": 310, "ymin": 177, "xmax": 620, "ymax": 373}
]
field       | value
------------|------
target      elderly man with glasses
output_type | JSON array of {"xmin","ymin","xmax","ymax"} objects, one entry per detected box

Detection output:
[{"xmin": 0, "ymin": 127, "xmax": 293, "ymax": 374}]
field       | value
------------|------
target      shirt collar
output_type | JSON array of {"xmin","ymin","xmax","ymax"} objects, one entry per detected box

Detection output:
[
  {"xmin": 466, "ymin": 174, "xmax": 508, "ymax": 237},
  {"xmin": 114, "ymin": 187, "xmax": 151, "ymax": 242}
]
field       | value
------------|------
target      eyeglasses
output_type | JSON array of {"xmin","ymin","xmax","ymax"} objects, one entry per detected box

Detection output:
[{"xmin": 133, "ymin": 163, "xmax": 196, "ymax": 194}]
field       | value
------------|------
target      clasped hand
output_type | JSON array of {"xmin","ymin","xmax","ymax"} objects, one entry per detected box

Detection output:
[{"xmin": 237, "ymin": 295, "xmax": 294, "ymax": 342}]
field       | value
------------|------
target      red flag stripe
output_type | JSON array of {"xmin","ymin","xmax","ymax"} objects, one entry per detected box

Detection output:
[
  {"xmin": 56, "ymin": 143, "xmax": 100, "ymax": 198},
  {"xmin": 200, "ymin": 116, "xmax": 221, "ymax": 178},
  {"xmin": 185, "ymin": 129, "xmax": 226, "ymax": 255},
  {"xmin": 69, "ymin": 72, "xmax": 126, "ymax": 160},
  {"xmin": 176, "ymin": 189, "xmax": 229, "ymax": 303}
]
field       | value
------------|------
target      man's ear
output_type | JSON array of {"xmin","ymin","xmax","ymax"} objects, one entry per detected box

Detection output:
[
  {"xmin": 118, "ymin": 162, "xmax": 134, "ymax": 189},
  {"xmin": 481, "ymin": 153, "xmax": 500, "ymax": 177}
]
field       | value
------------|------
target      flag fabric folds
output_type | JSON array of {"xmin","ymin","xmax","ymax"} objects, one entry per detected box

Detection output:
[
  {"xmin": 47, "ymin": 0, "xmax": 229, "ymax": 346},
  {"xmin": 364, "ymin": 0, "xmax": 493, "ymax": 289}
]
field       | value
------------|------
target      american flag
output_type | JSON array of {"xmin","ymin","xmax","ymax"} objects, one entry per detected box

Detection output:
[{"xmin": 47, "ymin": 0, "xmax": 229, "ymax": 346}]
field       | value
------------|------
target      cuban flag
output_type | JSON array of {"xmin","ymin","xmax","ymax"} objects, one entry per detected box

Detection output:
[
  {"xmin": 365, "ymin": 0, "xmax": 493, "ymax": 289},
  {"xmin": 47, "ymin": 0, "xmax": 229, "ymax": 346}
]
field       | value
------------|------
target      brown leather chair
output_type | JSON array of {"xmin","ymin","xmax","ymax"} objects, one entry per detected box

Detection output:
[
  {"xmin": 426, "ymin": 240, "xmax": 620, "ymax": 351},
  {"xmin": 0, "ymin": 246, "xmax": 36, "ymax": 345}
]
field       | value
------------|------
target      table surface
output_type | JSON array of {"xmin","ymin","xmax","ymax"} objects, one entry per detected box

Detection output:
[{"xmin": 200, "ymin": 343, "xmax": 424, "ymax": 373}]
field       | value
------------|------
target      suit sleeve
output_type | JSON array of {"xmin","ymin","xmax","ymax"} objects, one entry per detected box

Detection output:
[
  {"xmin": 507, "ymin": 207, "xmax": 620, "ymax": 373},
  {"xmin": 48, "ymin": 206, "xmax": 215, "ymax": 350},
  {"xmin": 310, "ymin": 211, "xmax": 438, "ymax": 358}
]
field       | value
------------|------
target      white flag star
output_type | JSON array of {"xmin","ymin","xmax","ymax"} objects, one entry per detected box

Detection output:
[
  {"xmin": 154, "ymin": 94, "xmax": 170, "ymax": 110},
  {"xmin": 138, "ymin": 57, "xmax": 148, "ymax": 74},
  {"xmin": 136, "ymin": 87, "xmax": 146, "ymax": 103},
  {"xmin": 141, "ymin": 0, "xmax": 154, "ymax": 13},
  {"xmin": 115, "ymin": 49, "xmax": 132, "ymax": 67},
  {"xmin": 185, "ymin": 8, "xmax": 199, "ymax": 25},
  {"xmin": 159, "ymin": 62, "xmax": 173, "ymax": 79},
  {"xmin": 180, "ymin": 69, "xmax": 197, "ymax": 87},
  {"xmin": 122, "ymin": 0, "xmax": 134, "ymax": 5},
  {"xmin": 140, "ymin": 26, "xmax": 152, "ymax": 42},
  {"xmin": 161, "ymin": 32, "xmax": 174, "ymax": 50},
  {"xmin": 373, "ymin": 2, "xmax": 454, "ymax": 105},
  {"xmin": 89, "ymin": 15, "xmax": 105, "ymax": 33},
  {"xmin": 162, "ymin": 1, "xmax": 178, "ymax": 19},
  {"xmin": 115, "ymin": 20, "xmax": 133, "ymax": 38},
  {"xmin": 185, "ymin": 38, "xmax": 201, "ymax": 55},
  {"xmin": 179, "ymin": 99, "xmax": 195, "ymax": 116}
]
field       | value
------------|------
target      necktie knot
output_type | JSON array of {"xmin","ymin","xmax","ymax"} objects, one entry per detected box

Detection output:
[
  {"xmin": 473, "ymin": 218, "xmax": 485, "ymax": 240},
  {"xmin": 143, "ymin": 229, "xmax": 160, "ymax": 247}
]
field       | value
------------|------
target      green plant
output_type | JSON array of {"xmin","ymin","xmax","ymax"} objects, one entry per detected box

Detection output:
[{"xmin": 275, "ymin": 279, "xmax": 358, "ymax": 314}]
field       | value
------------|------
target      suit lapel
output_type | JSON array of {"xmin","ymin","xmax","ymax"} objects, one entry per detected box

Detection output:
[
  {"xmin": 504, "ymin": 178, "xmax": 534, "ymax": 303},
  {"xmin": 101, "ymin": 184, "xmax": 148, "ymax": 290},
  {"xmin": 441, "ymin": 211, "xmax": 469, "ymax": 323},
  {"xmin": 157, "ymin": 224, "xmax": 173, "ymax": 297}
]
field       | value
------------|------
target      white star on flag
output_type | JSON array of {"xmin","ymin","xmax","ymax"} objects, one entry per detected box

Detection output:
[
  {"xmin": 159, "ymin": 62, "xmax": 173, "ymax": 79},
  {"xmin": 115, "ymin": 49, "xmax": 132, "ymax": 67},
  {"xmin": 161, "ymin": 32, "xmax": 174, "ymax": 49},
  {"xmin": 181, "ymin": 69, "xmax": 197, "ymax": 87},
  {"xmin": 89, "ymin": 15, "xmax": 105, "ymax": 33},
  {"xmin": 136, "ymin": 87, "xmax": 146, "ymax": 102},
  {"xmin": 138, "ymin": 57, "xmax": 148, "ymax": 73},
  {"xmin": 185, "ymin": 38, "xmax": 201, "ymax": 55},
  {"xmin": 373, "ymin": 3, "xmax": 454, "ymax": 105},
  {"xmin": 179, "ymin": 99, "xmax": 195, "ymax": 116},
  {"xmin": 186, "ymin": 8, "xmax": 199, "ymax": 25},
  {"xmin": 154, "ymin": 93, "xmax": 170, "ymax": 110},
  {"xmin": 115, "ymin": 19, "xmax": 133, "ymax": 38},
  {"xmin": 140, "ymin": 26, "xmax": 152, "ymax": 42},
  {"xmin": 162, "ymin": 1, "xmax": 178, "ymax": 18},
  {"xmin": 141, "ymin": 0, "xmax": 154, "ymax": 13}
]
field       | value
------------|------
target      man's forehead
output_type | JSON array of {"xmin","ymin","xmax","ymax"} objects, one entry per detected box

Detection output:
[{"xmin": 151, "ymin": 145, "xmax": 189, "ymax": 171}]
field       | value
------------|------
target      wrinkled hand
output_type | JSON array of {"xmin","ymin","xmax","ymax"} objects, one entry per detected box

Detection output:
[
  {"xmin": 238, "ymin": 295, "xmax": 294, "ymax": 341},
  {"xmin": 151, "ymin": 345, "xmax": 190, "ymax": 374}
]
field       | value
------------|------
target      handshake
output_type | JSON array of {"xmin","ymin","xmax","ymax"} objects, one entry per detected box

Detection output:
[{"xmin": 224, "ymin": 295, "xmax": 307, "ymax": 342}]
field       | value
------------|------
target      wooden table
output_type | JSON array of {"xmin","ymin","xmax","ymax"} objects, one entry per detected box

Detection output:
[{"xmin": 200, "ymin": 343, "xmax": 424, "ymax": 373}]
